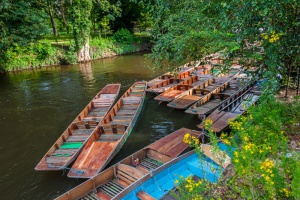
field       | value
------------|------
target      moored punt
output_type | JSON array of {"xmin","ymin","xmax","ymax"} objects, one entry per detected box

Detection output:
[
  {"xmin": 153, "ymin": 75, "xmax": 210, "ymax": 102},
  {"xmin": 146, "ymin": 61, "xmax": 202, "ymax": 88},
  {"xmin": 147, "ymin": 72, "xmax": 175, "ymax": 88},
  {"xmin": 185, "ymin": 70, "xmax": 242, "ymax": 116},
  {"xmin": 117, "ymin": 143, "xmax": 231, "ymax": 200},
  {"xmin": 146, "ymin": 65, "xmax": 211, "ymax": 94},
  {"xmin": 168, "ymin": 71, "xmax": 238, "ymax": 111},
  {"xmin": 55, "ymin": 128, "xmax": 202, "ymax": 200},
  {"xmin": 197, "ymin": 81, "xmax": 262, "ymax": 133},
  {"xmin": 35, "ymin": 84, "xmax": 121, "ymax": 171},
  {"xmin": 67, "ymin": 82, "xmax": 147, "ymax": 178}
]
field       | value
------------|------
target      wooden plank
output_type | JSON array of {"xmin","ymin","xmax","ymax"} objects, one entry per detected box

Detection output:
[
  {"xmin": 67, "ymin": 135, "xmax": 89, "ymax": 142},
  {"xmin": 117, "ymin": 164, "xmax": 144, "ymax": 179},
  {"xmin": 46, "ymin": 156, "xmax": 71, "ymax": 164},
  {"xmin": 99, "ymin": 134, "xmax": 123, "ymax": 141},
  {"xmin": 96, "ymin": 190, "xmax": 112, "ymax": 200},
  {"xmin": 211, "ymin": 112, "xmax": 239, "ymax": 133},
  {"xmin": 137, "ymin": 191, "xmax": 156, "ymax": 200},
  {"xmin": 201, "ymin": 144, "xmax": 231, "ymax": 168}
]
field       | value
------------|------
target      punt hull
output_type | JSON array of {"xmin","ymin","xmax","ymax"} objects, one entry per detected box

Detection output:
[
  {"xmin": 55, "ymin": 128, "xmax": 202, "ymax": 200},
  {"xmin": 35, "ymin": 84, "xmax": 121, "ymax": 171},
  {"xmin": 67, "ymin": 82, "xmax": 147, "ymax": 178}
]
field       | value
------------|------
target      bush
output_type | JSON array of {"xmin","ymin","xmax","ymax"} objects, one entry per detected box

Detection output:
[{"xmin": 112, "ymin": 28, "xmax": 133, "ymax": 44}]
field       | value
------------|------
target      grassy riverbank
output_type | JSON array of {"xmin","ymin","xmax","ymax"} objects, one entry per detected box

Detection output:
[
  {"xmin": 172, "ymin": 90, "xmax": 300, "ymax": 199},
  {"xmin": 1, "ymin": 32, "xmax": 151, "ymax": 72}
]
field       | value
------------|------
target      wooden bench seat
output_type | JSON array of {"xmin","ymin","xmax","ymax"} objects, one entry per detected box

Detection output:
[
  {"xmin": 99, "ymin": 134, "xmax": 123, "ymax": 141},
  {"xmin": 136, "ymin": 191, "xmax": 156, "ymax": 200},
  {"xmin": 67, "ymin": 135, "xmax": 89, "ymax": 142},
  {"xmin": 46, "ymin": 156, "xmax": 72, "ymax": 163}
]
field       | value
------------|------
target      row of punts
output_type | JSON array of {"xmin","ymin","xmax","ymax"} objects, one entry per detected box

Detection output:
[{"xmin": 35, "ymin": 56, "xmax": 263, "ymax": 199}]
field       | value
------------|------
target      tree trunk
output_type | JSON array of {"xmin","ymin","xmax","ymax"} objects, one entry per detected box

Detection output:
[
  {"xmin": 60, "ymin": 0, "xmax": 69, "ymax": 33},
  {"xmin": 48, "ymin": 8, "xmax": 58, "ymax": 37},
  {"xmin": 77, "ymin": 39, "xmax": 91, "ymax": 62}
]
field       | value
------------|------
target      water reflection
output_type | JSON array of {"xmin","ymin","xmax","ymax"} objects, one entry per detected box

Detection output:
[{"xmin": 0, "ymin": 53, "xmax": 200, "ymax": 200}]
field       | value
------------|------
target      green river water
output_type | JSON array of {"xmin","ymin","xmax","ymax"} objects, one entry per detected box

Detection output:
[{"xmin": 0, "ymin": 53, "xmax": 200, "ymax": 200}]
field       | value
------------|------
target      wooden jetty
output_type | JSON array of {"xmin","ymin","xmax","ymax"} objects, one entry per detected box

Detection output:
[
  {"xmin": 146, "ymin": 65, "xmax": 211, "ymax": 94},
  {"xmin": 184, "ymin": 76, "xmax": 245, "ymax": 116},
  {"xmin": 67, "ymin": 82, "xmax": 147, "ymax": 178},
  {"xmin": 197, "ymin": 82, "xmax": 262, "ymax": 133},
  {"xmin": 35, "ymin": 84, "xmax": 121, "ymax": 171},
  {"xmin": 55, "ymin": 128, "xmax": 202, "ymax": 200},
  {"xmin": 117, "ymin": 142, "xmax": 231, "ymax": 200}
]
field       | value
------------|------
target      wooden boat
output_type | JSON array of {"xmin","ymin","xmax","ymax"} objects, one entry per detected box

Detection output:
[
  {"xmin": 55, "ymin": 128, "xmax": 202, "ymax": 200},
  {"xmin": 116, "ymin": 142, "xmax": 231, "ymax": 200},
  {"xmin": 166, "ymin": 70, "xmax": 238, "ymax": 110},
  {"xmin": 154, "ymin": 75, "xmax": 212, "ymax": 102},
  {"xmin": 35, "ymin": 84, "xmax": 121, "ymax": 171},
  {"xmin": 185, "ymin": 71, "xmax": 243, "ymax": 117},
  {"xmin": 146, "ymin": 65, "xmax": 211, "ymax": 94},
  {"xmin": 67, "ymin": 82, "xmax": 147, "ymax": 178},
  {"xmin": 146, "ymin": 61, "xmax": 202, "ymax": 88},
  {"xmin": 197, "ymin": 81, "xmax": 262, "ymax": 133}
]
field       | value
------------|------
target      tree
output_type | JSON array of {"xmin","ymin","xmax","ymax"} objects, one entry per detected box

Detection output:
[
  {"xmin": 69, "ymin": 0, "xmax": 93, "ymax": 62},
  {"xmin": 0, "ymin": 0, "xmax": 49, "ymax": 69},
  {"xmin": 144, "ymin": 0, "xmax": 300, "ymax": 94}
]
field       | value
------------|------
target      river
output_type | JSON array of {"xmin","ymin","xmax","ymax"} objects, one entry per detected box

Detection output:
[{"xmin": 0, "ymin": 53, "xmax": 200, "ymax": 200}]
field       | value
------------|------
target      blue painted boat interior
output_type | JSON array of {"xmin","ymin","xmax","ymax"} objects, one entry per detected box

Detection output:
[
  {"xmin": 121, "ymin": 155, "xmax": 220, "ymax": 199},
  {"xmin": 121, "ymin": 143, "xmax": 232, "ymax": 200}
]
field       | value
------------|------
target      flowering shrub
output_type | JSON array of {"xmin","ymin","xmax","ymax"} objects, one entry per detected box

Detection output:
[{"xmin": 175, "ymin": 95, "xmax": 300, "ymax": 199}]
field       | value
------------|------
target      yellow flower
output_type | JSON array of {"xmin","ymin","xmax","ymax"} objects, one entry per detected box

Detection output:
[
  {"xmin": 204, "ymin": 118, "xmax": 213, "ymax": 127},
  {"xmin": 243, "ymin": 136, "xmax": 249, "ymax": 142},
  {"xmin": 183, "ymin": 133, "xmax": 191, "ymax": 144},
  {"xmin": 234, "ymin": 151, "xmax": 239, "ymax": 157}
]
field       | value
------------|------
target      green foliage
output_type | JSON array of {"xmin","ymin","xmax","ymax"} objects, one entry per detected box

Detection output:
[
  {"xmin": 0, "ymin": 0, "xmax": 49, "ymax": 65},
  {"xmin": 64, "ymin": 42, "xmax": 78, "ymax": 64},
  {"xmin": 69, "ymin": 0, "xmax": 92, "ymax": 52},
  {"xmin": 144, "ymin": 0, "xmax": 300, "ymax": 91},
  {"xmin": 2, "ymin": 43, "xmax": 58, "ymax": 71},
  {"xmin": 113, "ymin": 28, "xmax": 134, "ymax": 44},
  {"xmin": 216, "ymin": 96, "xmax": 300, "ymax": 199}
]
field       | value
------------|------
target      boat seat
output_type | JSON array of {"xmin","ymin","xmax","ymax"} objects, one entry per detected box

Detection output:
[
  {"xmin": 99, "ymin": 134, "xmax": 123, "ymax": 141},
  {"xmin": 102, "ymin": 124, "xmax": 127, "ymax": 134},
  {"xmin": 136, "ymin": 191, "xmax": 156, "ymax": 200},
  {"xmin": 116, "ymin": 164, "xmax": 144, "ymax": 186}
]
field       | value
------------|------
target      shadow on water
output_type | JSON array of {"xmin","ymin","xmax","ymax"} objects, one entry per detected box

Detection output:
[{"xmin": 0, "ymin": 53, "xmax": 200, "ymax": 200}]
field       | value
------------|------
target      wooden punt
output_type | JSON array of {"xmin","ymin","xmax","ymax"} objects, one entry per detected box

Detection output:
[
  {"xmin": 197, "ymin": 81, "xmax": 262, "ymax": 133},
  {"xmin": 116, "ymin": 142, "xmax": 231, "ymax": 200},
  {"xmin": 183, "ymin": 69, "xmax": 242, "ymax": 114},
  {"xmin": 67, "ymin": 81, "xmax": 147, "ymax": 178},
  {"xmin": 35, "ymin": 84, "xmax": 121, "ymax": 171},
  {"xmin": 167, "ymin": 71, "xmax": 237, "ymax": 110},
  {"xmin": 146, "ymin": 65, "xmax": 211, "ymax": 94},
  {"xmin": 154, "ymin": 75, "xmax": 207, "ymax": 102},
  {"xmin": 55, "ymin": 128, "xmax": 202, "ymax": 200},
  {"xmin": 146, "ymin": 61, "xmax": 202, "ymax": 88}
]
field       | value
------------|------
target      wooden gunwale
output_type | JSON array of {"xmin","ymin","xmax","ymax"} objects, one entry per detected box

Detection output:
[
  {"xmin": 146, "ymin": 64, "xmax": 211, "ymax": 94},
  {"xmin": 55, "ymin": 128, "xmax": 202, "ymax": 200},
  {"xmin": 115, "ymin": 143, "xmax": 230, "ymax": 199},
  {"xmin": 67, "ymin": 81, "xmax": 147, "ymax": 178},
  {"xmin": 34, "ymin": 84, "xmax": 121, "ymax": 171},
  {"xmin": 184, "ymin": 70, "xmax": 242, "ymax": 114},
  {"xmin": 197, "ymin": 81, "xmax": 262, "ymax": 133}
]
